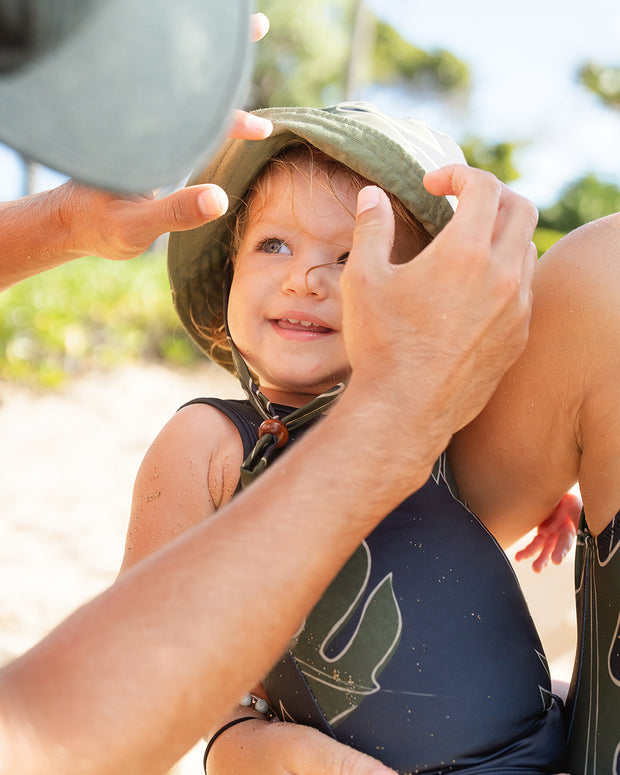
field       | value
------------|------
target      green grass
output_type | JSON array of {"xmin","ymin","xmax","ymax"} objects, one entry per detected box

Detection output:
[{"xmin": 0, "ymin": 251, "xmax": 199, "ymax": 388}]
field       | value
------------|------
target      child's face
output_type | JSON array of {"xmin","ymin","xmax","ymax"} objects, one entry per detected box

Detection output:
[{"xmin": 227, "ymin": 159, "xmax": 418, "ymax": 406}]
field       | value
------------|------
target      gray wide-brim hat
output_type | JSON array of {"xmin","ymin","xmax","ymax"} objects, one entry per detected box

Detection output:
[
  {"xmin": 0, "ymin": 0, "xmax": 253, "ymax": 192},
  {"xmin": 168, "ymin": 102, "xmax": 467, "ymax": 372}
]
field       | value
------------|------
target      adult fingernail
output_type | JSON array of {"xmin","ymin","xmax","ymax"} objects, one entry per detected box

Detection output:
[
  {"xmin": 198, "ymin": 185, "xmax": 228, "ymax": 217},
  {"xmin": 245, "ymin": 113, "xmax": 273, "ymax": 138},
  {"xmin": 356, "ymin": 186, "xmax": 381, "ymax": 216},
  {"xmin": 253, "ymin": 12, "xmax": 270, "ymax": 38}
]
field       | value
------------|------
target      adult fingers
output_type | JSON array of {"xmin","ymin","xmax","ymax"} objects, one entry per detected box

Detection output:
[
  {"xmin": 339, "ymin": 187, "xmax": 397, "ymax": 369},
  {"xmin": 324, "ymin": 745, "xmax": 397, "ymax": 775},
  {"xmin": 131, "ymin": 185, "xmax": 228, "ymax": 246},
  {"xmin": 344, "ymin": 187, "xmax": 395, "ymax": 281},
  {"xmin": 229, "ymin": 109, "xmax": 273, "ymax": 140},
  {"xmin": 163, "ymin": 185, "xmax": 228, "ymax": 230},
  {"xmin": 287, "ymin": 727, "xmax": 396, "ymax": 775},
  {"xmin": 251, "ymin": 12, "xmax": 270, "ymax": 41},
  {"xmin": 225, "ymin": 14, "xmax": 272, "ymax": 142},
  {"xmin": 425, "ymin": 165, "xmax": 536, "ymax": 287},
  {"xmin": 426, "ymin": 165, "xmax": 537, "ymax": 327},
  {"xmin": 491, "ymin": 185, "xmax": 539, "ymax": 289},
  {"xmin": 424, "ymin": 164, "xmax": 503, "ymax": 246}
]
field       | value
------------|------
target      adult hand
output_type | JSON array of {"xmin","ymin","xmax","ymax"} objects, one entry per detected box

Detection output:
[
  {"xmin": 56, "ymin": 180, "xmax": 230, "ymax": 262},
  {"xmin": 60, "ymin": 11, "xmax": 273, "ymax": 262},
  {"xmin": 228, "ymin": 13, "xmax": 273, "ymax": 141},
  {"xmin": 341, "ymin": 165, "xmax": 538, "ymax": 471},
  {"xmin": 207, "ymin": 719, "xmax": 396, "ymax": 775},
  {"xmin": 0, "ymin": 14, "xmax": 274, "ymax": 290}
]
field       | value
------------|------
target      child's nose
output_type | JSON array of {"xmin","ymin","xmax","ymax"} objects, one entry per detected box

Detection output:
[{"xmin": 281, "ymin": 252, "xmax": 333, "ymax": 298}]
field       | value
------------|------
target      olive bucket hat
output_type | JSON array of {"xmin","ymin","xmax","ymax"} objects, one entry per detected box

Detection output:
[
  {"xmin": 0, "ymin": 0, "xmax": 253, "ymax": 192},
  {"xmin": 168, "ymin": 101, "xmax": 466, "ymax": 374}
]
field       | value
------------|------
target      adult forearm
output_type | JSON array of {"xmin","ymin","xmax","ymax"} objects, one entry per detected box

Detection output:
[
  {"xmin": 0, "ymin": 180, "xmax": 233, "ymax": 292},
  {"xmin": 0, "ymin": 168, "xmax": 538, "ymax": 774},
  {"xmin": 0, "ymin": 386, "xmax": 436, "ymax": 775},
  {"xmin": 0, "ymin": 184, "xmax": 87, "ymax": 290}
]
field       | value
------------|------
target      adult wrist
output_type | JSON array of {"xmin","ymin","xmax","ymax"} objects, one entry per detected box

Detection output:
[
  {"xmin": 46, "ymin": 180, "xmax": 94, "ymax": 259},
  {"xmin": 335, "ymin": 378, "xmax": 445, "ymax": 485},
  {"xmin": 203, "ymin": 715, "xmax": 271, "ymax": 774}
]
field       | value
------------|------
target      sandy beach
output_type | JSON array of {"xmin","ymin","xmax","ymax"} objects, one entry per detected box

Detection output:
[{"xmin": 0, "ymin": 363, "xmax": 577, "ymax": 773}]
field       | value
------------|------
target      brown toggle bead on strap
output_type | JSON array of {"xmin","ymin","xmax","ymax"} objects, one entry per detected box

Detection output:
[{"xmin": 258, "ymin": 418, "xmax": 289, "ymax": 449}]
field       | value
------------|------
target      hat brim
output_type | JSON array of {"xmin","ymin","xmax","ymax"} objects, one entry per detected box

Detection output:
[
  {"xmin": 169, "ymin": 103, "xmax": 466, "ymax": 372},
  {"xmin": 0, "ymin": 0, "xmax": 253, "ymax": 192}
]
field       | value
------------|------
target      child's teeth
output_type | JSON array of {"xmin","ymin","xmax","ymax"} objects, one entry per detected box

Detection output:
[{"xmin": 286, "ymin": 318, "xmax": 312, "ymax": 327}]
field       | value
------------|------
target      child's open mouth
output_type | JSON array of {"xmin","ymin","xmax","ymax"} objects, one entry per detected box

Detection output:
[{"xmin": 273, "ymin": 318, "xmax": 332, "ymax": 334}]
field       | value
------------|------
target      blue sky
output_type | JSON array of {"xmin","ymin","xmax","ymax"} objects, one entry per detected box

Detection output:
[
  {"xmin": 1, "ymin": 0, "xmax": 619, "ymax": 207},
  {"xmin": 365, "ymin": 0, "xmax": 620, "ymax": 206}
]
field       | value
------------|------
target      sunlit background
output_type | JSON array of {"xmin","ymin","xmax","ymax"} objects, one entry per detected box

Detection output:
[
  {"xmin": 2, "ymin": 0, "xmax": 619, "ymax": 219},
  {"xmin": 0, "ymin": 2, "xmax": 612, "ymax": 771}
]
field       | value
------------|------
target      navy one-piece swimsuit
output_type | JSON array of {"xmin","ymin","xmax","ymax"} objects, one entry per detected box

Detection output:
[{"xmin": 185, "ymin": 397, "xmax": 566, "ymax": 774}]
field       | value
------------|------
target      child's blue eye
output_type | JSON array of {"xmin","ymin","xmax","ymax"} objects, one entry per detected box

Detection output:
[{"xmin": 259, "ymin": 238, "xmax": 292, "ymax": 255}]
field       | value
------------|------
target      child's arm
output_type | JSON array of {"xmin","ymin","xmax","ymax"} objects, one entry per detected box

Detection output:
[{"xmin": 120, "ymin": 403, "xmax": 244, "ymax": 571}]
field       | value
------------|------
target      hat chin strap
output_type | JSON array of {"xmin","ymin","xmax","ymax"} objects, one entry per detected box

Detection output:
[
  {"xmin": 222, "ymin": 274, "xmax": 345, "ymax": 485},
  {"xmin": 227, "ymin": 334, "xmax": 345, "ymax": 487}
]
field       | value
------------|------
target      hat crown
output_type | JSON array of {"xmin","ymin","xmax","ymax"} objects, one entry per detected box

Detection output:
[{"xmin": 0, "ymin": 0, "xmax": 93, "ymax": 72}]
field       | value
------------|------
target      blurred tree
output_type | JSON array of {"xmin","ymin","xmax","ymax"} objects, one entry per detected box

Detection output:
[
  {"xmin": 579, "ymin": 61, "xmax": 620, "ymax": 109},
  {"xmin": 460, "ymin": 137, "xmax": 521, "ymax": 183},
  {"xmin": 249, "ymin": 0, "xmax": 470, "ymax": 108},
  {"xmin": 538, "ymin": 173, "xmax": 620, "ymax": 233},
  {"xmin": 371, "ymin": 21, "xmax": 468, "ymax": 93}
]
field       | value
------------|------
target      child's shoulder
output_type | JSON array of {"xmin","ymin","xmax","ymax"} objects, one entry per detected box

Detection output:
[
  {"xmin": 171, "ymin": 397, "xmax": 247, "ymax": 455},
  {"xmin": 152, "ymin": 398, "xmax": 246, "ymax": 507},
  {"xmin": 124, "ymin": 398, "xmax": 247, "ymax": 569}
]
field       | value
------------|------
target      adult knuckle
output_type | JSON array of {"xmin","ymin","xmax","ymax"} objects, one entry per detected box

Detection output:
[
  {"xmin": 337, "ymin": 749, "xmax": 369, "ymax": 775},
  {"xmin": 496, "ymin": 269, "xmax": 521, "ymax": 302},
  {"xmin": 164, "ymin": 197, "xmax": 187, "ymax": 227},
  {"xmin": 472, "ymin": 168, "xmax": 502, "ymax": 198},
  {"xmin": 506, "ymin": 302, "xmax": 531, "ymax": 355},
  {"xmin": 460, "ymin": 236, "xmax": 491, "ymax": 267}
]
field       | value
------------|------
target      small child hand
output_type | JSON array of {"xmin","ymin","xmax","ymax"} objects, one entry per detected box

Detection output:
[{"xmin": 515, "ymin": 492, "xmax": 582, "ymax": 572}]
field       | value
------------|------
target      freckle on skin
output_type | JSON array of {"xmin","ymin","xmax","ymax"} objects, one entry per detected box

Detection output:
[{"xmin": 145, "ymin": 491, "xmax": 161, "ymax": 502}]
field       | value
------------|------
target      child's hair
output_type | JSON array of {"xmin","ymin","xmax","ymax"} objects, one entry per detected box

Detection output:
[{"xmin": 194, "ymin": 142, "xmax": 433, "ymax": 369}]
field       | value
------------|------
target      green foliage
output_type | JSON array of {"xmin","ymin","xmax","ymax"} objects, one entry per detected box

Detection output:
[
  {"xmin": 579, "ymin": 61, "xmax": 620, "ymax": 109},
  {"xmin": 0, "ymin": 252, "xmax": 198, "ymax": 388},
  {"xmin": 250, "ymin": 0, "xmax": 353, "ymax": 107},
  {"xmin": 372, "ymin": 22, "xmax": 469, "ymax": 92},
  {"xmin": 460, "ymin": 138, "xmax": 521, "ymax": 184},
  {"xmin": 250, "ymin": 0, "xmax": 470, "ymax": 108},
  {"xmin": 532, "ymin": 227, "xmax": 565, "ymax": 257},
  {"xmin": 538, "ymin": 174, "xmax": 620, "ymax": 233}
]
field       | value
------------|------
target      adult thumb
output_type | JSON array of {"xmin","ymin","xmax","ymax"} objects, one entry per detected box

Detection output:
[
  {"xmin": 347, "ymin": 186, "xmax": 395, "ymax": 278},
  {"xmin": 326, "ymin": 743, "xmax": 398, "ymax": 775},
  {"xmin": 154, "ymin": 184, "xmax": 229, "ymax": 235}
]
